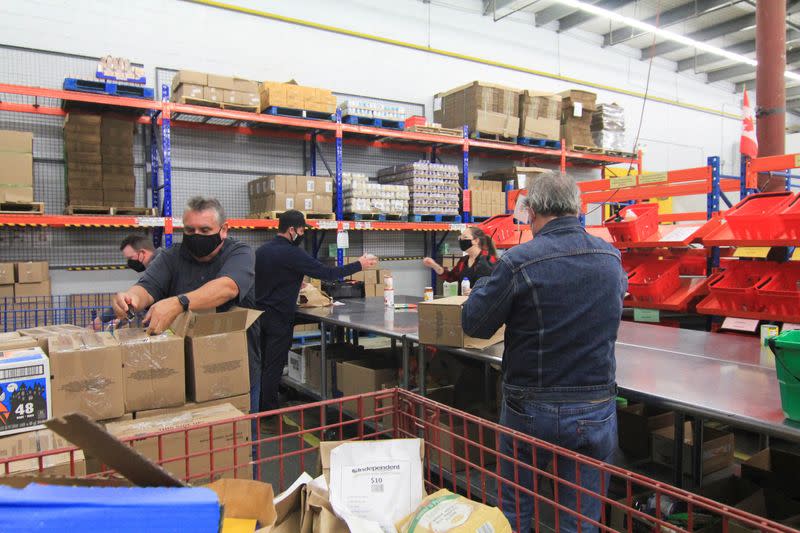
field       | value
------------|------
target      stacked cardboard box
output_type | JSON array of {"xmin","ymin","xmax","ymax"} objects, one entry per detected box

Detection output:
[
  {"xmin": 480, "ymin": 166, "xmax": 551, "ymax": 190},
  {"xmin": 518, "ymin": 91, "xmax": 562, "ymax": 141},
  {"xmin": 64, "ymin": 113, "xmax": 103, "ymax": 206},
  {"xmin": 469, "ymin": 179, "xmax": 504, "ymax": 218},
  {"xmin": 171, "ymin": 70, "xmax": 260, "ymax": 109},
  {"xmin": 435, "ymin": 81, "xmax": 520, "ymax": 138},
  {"xmin": 591, "ymin": 103, "xmax": 626, "ymax": 151},
  {"xmin": 14, "ymin": 261, "xmax": 50, "ymax": 299},
  {"xmin": 377, "ymin": 161, "xmax": 460, "ymax": 216},
  {"xmin": 259, "ymin": 81, "xmax": 336, "ymax": 113},
  {"xmin": 0, "ymin": 428, "xmax": 86, "ymax": 476},
  {"xmin": 559, "ymin": 89, "xmax": 597, "ymax": 148},
  {"xmin": 248, "ymin": 175, "xmax": 333, "ymax": 215},
  {"xmin": 101, "ymin": 116, "xmax": 135, "ymax": 207},
  {"xmin": 0, "ymin": 263, "xmax": 13, "ymax": 299},
  {"xmin": 348, "ymin": 268, "xmax": 391, "ymax": 298},
  {"xmin": 0, "ymin": 130, "xmax": 34, "ymax": 203}
]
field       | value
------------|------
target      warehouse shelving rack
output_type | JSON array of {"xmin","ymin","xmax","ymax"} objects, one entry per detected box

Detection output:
[{"xmin": 0, "ymin": 82, "xmax": 639, "ymax": 268}]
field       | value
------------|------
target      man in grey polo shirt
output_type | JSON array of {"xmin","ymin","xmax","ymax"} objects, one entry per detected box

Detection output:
[{"xmin": 112, "ymin": 196, "xmax": 261, "ymax": 412}]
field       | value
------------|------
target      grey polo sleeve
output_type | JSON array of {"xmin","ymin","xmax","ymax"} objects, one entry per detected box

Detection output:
[
  {"xmin": 136, "ymin": 247, "xmax": 173, "ymax": 302},
  {"xmin": 218, "ymin": 242, "xmax": 255, "ymax": 303}
]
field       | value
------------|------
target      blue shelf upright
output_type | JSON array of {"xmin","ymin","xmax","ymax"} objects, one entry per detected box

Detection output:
[
  {"xmin": 462, "ymin": 125, "xmax": 471, "ymax": 223},
  {"xmin": 149, "ymin": 110, "xmax": 162, "ymax": 249},
  {"xmin": 161, "ymin": 84, "xmax": 173, "ymax": 248},
  {"xmin": 335, "ymin": 108, "xmax": 344, "ymax": 267}
]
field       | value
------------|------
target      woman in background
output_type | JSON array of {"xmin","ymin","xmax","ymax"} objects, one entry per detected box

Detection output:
[{"xmin": 422, "ymin": 227, "xmax": 497, "ymax": 295}]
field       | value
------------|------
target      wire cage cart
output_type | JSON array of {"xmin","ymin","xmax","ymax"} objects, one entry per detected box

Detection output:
[
  {"xmin": 1, "ymin": 389, "xmax": 790, "ymax": 533},
  {"xmin": 1, "ymin": 293, "xmax": 118, "ymax": 333}
]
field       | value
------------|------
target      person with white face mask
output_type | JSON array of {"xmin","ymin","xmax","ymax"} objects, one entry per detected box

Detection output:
[
  {"xmin": 253, "ymin": 210, "xmax": 378, "ymax": 423},
  {"xmin": 422, "ymin": 227, "xmax": 497, "ymax": 295}
]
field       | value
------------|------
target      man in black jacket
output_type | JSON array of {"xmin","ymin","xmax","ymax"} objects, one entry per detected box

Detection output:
[{"xmin": 254, "ymin": 210, "xmax": 378, "ymax": 416}]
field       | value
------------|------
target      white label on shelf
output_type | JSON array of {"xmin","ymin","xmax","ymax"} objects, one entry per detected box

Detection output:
[
  {"xmin": 450, "ymin": 223, "xmax": 467, "ymax": 232},
  {"xmin": 659, "ymin": 226, "xmax": 698, "ymax": 243},
  {"xmin": 134, "ymin": 217, "xmax": 165, "ymax": 227},
  {"xmin": 337, "ymin": 231, "xmax": 350, "ymax": 249},
  {"xmin": 633, "ymin": 308, "xmax": 660, "ymax": 323},
  {"xmin": 354, "ymin": 222, "xmax": 372, "ymax": 230},
  {"xmin": 317, "ymin": 220, "xmax": 338, "ymax": 230},
  {"xmin": 721, "ymin": 317, "xmax": 759, "ymax": 332},
  {"xmin": 171, "ymin": 217, "xmax": 183, "ymax": 228},
  {"xmin": 573, "ymin": 102, "xmax": 583, "ymax": 117},
  {"xmin": 341, "ymin": 222, "xmax": 351, "ymax": 230}
]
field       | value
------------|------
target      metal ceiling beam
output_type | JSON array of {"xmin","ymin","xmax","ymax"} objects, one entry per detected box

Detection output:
[
  {"xmin": 643, "ymin": 0, "xmax": 800, "ymax": 59},
  {"xmin": 678, "ymin": 30, "xmax": 800, "ymax": 71},
  {"xmin": 604, "ymin": 0, "xmax": 735, "ymax": 47},
  {"xmin": 558, "ymin": 0, "xmax": 635, "ymax": 31},
  {"xmin": 735, "ymin": 84, "xmax": 800, "ymax": 100},
  {"xmin": 786, "ymin": 86, "xmax": 800, "ymax": 100},
  {"xmin": 641, "ymin": 12, "xmax": 756, "ymax": 58},
  {"xmin": 534, "ymin": 3, "xmax": 583, "ymax": 26},
  {"xmin": 706, "ymin": 48, "xmax": 800, "ymax": 83}
]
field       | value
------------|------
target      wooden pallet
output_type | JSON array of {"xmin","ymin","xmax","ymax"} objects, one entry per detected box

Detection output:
[
  {"xmin": 66, "ymin": 205, "xmax": 154, "ymax": 216},
  {"xmin": 606, "ymin": 150, "xmax": 638, "ymax": 159},
  {"xmin": 470, "ymin": 131, "xmax": 517, "ymax": 144},
  {"xmin": 405, "ymin": 125, "xmax": 462, "ymax": 137},
  {"xmin": 570, "ymin": 144, "xmax": 605, "ymax": 154},
  {"xmin": 0, "ymin": 201, "xmax": 44, "ymax": 215},
  {"xmin": 174, "ymin": 96, "xmax": 259, "ymax": 113},
  {"xmin": 344, "ymin": 212, "xmax": 406, "ymax": 221},
  {"xmin": 250, "ymin": 211, "xmax": 336, "ymax": 220}
]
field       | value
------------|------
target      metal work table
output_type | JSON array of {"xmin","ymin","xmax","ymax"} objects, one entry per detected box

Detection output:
[{"xmin": 295, "ymin": 296, "xmax": 797, "ymax": 487}]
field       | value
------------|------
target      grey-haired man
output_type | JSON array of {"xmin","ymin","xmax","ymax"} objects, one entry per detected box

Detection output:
[{"xmin": 462, "ymin": 172, "xmax": 627, "ymax": 533}]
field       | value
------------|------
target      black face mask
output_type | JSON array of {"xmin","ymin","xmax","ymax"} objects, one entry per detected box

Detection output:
[
  {"xmin": 126, "ymin": 258, "xmax": 146, "ymax": 272},
  {"xmin": 183, "ymin": 231, "xmax": 222, "ymax": 258},
  {"xmin": 291, "ymin": 230, "xmax": 305, "ymax": 247},
  {"xmin": 458, "ymin": 239, "xmax": 473, "ymax": 252}
]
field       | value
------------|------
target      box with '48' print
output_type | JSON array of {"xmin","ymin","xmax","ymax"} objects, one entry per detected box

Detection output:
[{"xmin": 0, "ymin": 347, "xmax": 51, "ymax": 436}]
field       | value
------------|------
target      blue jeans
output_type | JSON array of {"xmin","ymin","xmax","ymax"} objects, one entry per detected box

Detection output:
[{"xmin": 499, "ymin": 386, "xmax": 617, "ymax": 533}]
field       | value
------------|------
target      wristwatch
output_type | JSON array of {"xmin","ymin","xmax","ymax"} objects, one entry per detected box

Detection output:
[{"xmin": 177, "ymin": 294, "xmax": 190, "ymax": 312}]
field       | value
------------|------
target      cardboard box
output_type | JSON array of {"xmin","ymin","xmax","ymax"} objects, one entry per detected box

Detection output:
[
  {"xmin": 741, "ymin": 447, "xmax": 800, "ymax": 498},
  {"xmin": 15, "ymin": 262, "xmax": 48, "ymax": 284},
  {"xmin": 651, "ymin": 421, "xmax": 734, "ymax": 476},
  {"xmin": 316, "ymin": 176, "xmax": 334, "ymax": 194},
  {"xmin": 117, "ymin": 329, "xmax": 186, "ymax": 413},
  {"xmin": 729, "ymin": 489, "xmax": 800, "ymax": 533},
  {"xmin": 296, "ymin": 193, "xmax": 314, "ymax": 212},
  {"xmin": 299, "ymin": 176, "xmax": 317, "ymax": 193},
  {"xmin": 103, "ymin": 189, "xmax": 135, "ymax": 206},
  {"xmin": 206, "ymin": 74, "xmax": 235, "ymax": 90},
  {"xmin": 0, "ymin": 263, "xmax": 15, "ymax": 285},
  {"xmin": 698, "ymin": 476, "xmax": 760, "ymax": 507},
  {"xmin": 105, "ymin": 403, "xmax": 251, "ymax": 483},
  {"xmin": 0, "ymin": 186, "xmax": 33, "ymax": 203},
  {"xmin": 103, "ymin": 172, "xmax": 136, "ymax": 192},
  {"xmin": 171, "ymin": 70, "xmax": 208, "ymax": 91},
  {"xmin": 0, "ymin": 429, "xmax": 85, "ymax": 476},
  {"xmin": 0, "ymin": 152, "xmax": 33, "ymax": 187},
  {"xmin": 0, "ymin": 285, "xmax": 12, "ymax": 299},
  {"xmin": 13, "ymin": 280, "xmax": 50, "ymax": 298},
  {"xmin": 233, "ymin": 78, "xmax": 259, "ymax": 93},
  {"xmin": 287, "ymin": 350, "xmax": 305, "ymax": 383},
  {"xmin": 67, "ymin": 161, "xmax": 102, "ymax": 178},
  {"xmin": 302, "ymin": 344, "xmax": 363, "ymax": 395},
  {"xmin": 313, "ymin": 193, "xmax": 331, "ymax": 213},
  {"xmin": 418, "ymin": 296, "xmax": 505, "ymax": 349},
  {"xmin": 202, "ymin": 86, "xmax": 222, "ymax": 103},
  {"xmin": 617, "ymin": 403, "xmax": 675, "ymax": 459},
  {"xmin": 171, "ymin": 309, "xmax": 260, "ymax": 403},
  {"xmin": 265, "ymin": 192, "xmax": 295, "ymax": 212},
  {"xmin": 48, "ymin": 332, "xmax": 125, "ymax": 420},
  {"xmin": 558, "ymin": 89, "xmax": 597, "ymax": 112},
  {"xmin": 172, "ymin": 83, "xmax": 204, "ymax": 101},
  {"xmin": 68, "ymin": 188, "xmax": 104, "ymax": 204},
  {"xmin": 336, "ymin": 358, "xmax": 398, "ymax": 417},
  {"xmin": 561, "ymin": 116, "xmax": 595, "ymax": 148},
  {"xmin": 0, "ymin": 346, "xmax": 51, "ymax": 436},
  {"xmin": 0, "ymin": 130, "xmax": 33, "ymax": 153},
  {"xmin": 134, "ymin": 394, "xmax": 250, "ymax": 419},
  {"xmin": 520, "ymin": 116, "xmax": 560, "ymax": 141},
  {"xmin": 222, "ymin": 90, "xmax": 259, "ymax": 107},
  {"xmin": 65, "ymin": 149, "xmax": 103, "ymax": 164}
]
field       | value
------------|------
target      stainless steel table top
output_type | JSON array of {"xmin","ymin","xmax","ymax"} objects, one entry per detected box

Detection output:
[
  {"xmin": 296, "ymin": 297, "xmax": 797, "ymax": 440},
  {"xmin": 295, "ymin": 295, "xmax": 421, "ymax": 339}
]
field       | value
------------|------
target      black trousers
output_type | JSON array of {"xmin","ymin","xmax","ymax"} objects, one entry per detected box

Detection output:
[{"xmin": 258, "ymin": 320, "xmax": 294, "ymax": 412}]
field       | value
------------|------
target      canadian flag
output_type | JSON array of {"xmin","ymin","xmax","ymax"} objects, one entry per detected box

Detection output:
[{"xmin": 740, "ymin": 89, "xmax": 758, "ymax": 158}]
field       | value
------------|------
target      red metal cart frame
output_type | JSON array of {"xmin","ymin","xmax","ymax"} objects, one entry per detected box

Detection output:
[{"xmin": 1, "ymin": 389, "xmax": 791, "ymax": 533}]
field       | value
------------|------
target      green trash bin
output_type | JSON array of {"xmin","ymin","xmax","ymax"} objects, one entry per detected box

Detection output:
[{"xmin": 768, "ymin": 330, "xmax": 800, "ymax": 421}]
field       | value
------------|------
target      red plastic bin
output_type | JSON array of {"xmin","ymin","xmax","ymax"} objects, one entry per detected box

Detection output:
[
  {"xmin": 757, "ymin": 265, "xmax": 800, "ymax": 317},
  {"xmin": 627, "ymin": 260, "xmax": 681, "ymax": 303},
  {"xmin": 604, "ymin": 203, "xmax": 659, "ymax": 243},
  {"xmin": 707, "ymin": 263, "xmax": 772, "ymax": 312},
  {"xmin": 778, "ymin": 194, "xmax": 800, "ymax": 240},
  {"xmin": 724, "ymin": 192, "xmax": 795, "ymax": 240}
]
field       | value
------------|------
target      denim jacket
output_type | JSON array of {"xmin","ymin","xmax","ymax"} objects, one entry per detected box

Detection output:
[{"xmin": 462, "ymin": 216, "xmax": 627, "ymax": 402}]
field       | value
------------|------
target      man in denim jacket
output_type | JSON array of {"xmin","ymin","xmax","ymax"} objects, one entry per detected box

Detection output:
[{"xmin": 462, "ymin": 171, "xmax": 627, "ymax": 532}]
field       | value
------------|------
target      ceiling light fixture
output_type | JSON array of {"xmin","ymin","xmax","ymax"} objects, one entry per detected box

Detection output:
[{"xmin": 552, "ymin": 0, "xmax": 799, "ymax": 83}]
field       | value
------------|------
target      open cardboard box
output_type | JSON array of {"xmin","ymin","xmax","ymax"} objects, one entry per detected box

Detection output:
[{"xmin": 0, "ymin": 412, "xmax": 284, "ymax": 533}]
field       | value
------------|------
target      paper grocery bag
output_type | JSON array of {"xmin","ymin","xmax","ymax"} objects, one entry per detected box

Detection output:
[{"xmin": 298, "ymin": 285, "xmax": 333, "ymax": 308}]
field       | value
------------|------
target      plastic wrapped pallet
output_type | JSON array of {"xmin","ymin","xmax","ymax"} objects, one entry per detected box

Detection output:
[
  {"xmin": 339, "ymin": 100, "xmax": 406, "ymax": 121},
  {"xmin": 377, "ymin": 161, "xmax": 460, "ymax": 216},
  {"xmin": 591, "ymin": 103, "xmax": 627, "ymax": 151}
]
